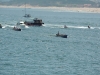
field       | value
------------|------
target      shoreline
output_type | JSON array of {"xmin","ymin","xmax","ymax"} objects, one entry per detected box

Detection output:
[{"xmin": 0, "ymin": 5, "xmax": 100, "ymax": 13}]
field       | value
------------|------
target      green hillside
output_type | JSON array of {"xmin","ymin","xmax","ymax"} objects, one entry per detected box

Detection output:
[{"xmin": 0, "ymin": 0, "xmax": 99, "ymax": 7}]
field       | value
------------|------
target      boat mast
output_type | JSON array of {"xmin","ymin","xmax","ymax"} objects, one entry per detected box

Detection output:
[
  {"xmin": 25, "ymin": 2, "xmax": 26, "ymax": 15},
  {"xmin": 23, "ymin": 0, "xmax": 31, "ymax": 18}
]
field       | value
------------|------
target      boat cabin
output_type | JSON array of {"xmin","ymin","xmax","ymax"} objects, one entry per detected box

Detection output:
[{"xmin": 24, "ymin": 18, "xmax": 44, "ymax": 26}]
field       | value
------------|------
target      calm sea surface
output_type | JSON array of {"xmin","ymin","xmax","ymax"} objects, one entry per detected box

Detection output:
[{"xmin": 0, "ymin": 8, "xmax": 100, "ymax": 75}]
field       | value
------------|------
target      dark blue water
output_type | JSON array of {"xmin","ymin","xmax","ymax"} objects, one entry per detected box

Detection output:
[{"xmin": 0, "ymin": 8, "xmax": 100, "ymax": 75}]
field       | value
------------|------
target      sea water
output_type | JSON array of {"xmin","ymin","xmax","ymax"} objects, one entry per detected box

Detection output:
[{"xmin": 0, "ymin": 8, "xmax": 100, "ymax": 75}]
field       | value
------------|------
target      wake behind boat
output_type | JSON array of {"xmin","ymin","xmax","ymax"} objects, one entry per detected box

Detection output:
[{"xmin": 17, "ymin": 21, "xmax": 26, "ymax": 28}]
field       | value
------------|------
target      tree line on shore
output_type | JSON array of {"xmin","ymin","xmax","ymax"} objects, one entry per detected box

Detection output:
[{"xmin": 0, "ymin": 0, "xmax": 100, "ymax": 7}]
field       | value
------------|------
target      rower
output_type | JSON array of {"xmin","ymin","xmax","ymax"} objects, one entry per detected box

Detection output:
[
  {"xmin": 64, "ymin": 25, "xmax": 67, "ymax": 28},
  {"xmin": 88, "ymin": 26, "xmax": 90, "ymax": 29},
  {"xmin": 0, "ymin": 24, "xmax": 2, "ymax": 28}
]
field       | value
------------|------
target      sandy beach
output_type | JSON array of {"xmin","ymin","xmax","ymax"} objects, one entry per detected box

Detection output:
[
  {"xmin": 36, "ymin": 7, "xmax": 100, "ymax": 13},
  {"xmin": 0, "ymin": 5, "xmax": 100, "ymax": 13}
]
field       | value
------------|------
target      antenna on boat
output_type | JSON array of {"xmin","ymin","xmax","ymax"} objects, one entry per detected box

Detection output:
[{"xmin": 23, "ymin": 2, "xmax": 26, "ymax": 17}]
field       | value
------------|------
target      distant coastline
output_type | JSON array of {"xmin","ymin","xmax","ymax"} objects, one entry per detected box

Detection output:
[{"xmin": 0, "ymin": 5, "xmax": 100, "ymax": 13}]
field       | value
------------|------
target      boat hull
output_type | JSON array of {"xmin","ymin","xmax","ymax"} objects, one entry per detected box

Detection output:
[
  {"xmin": 56, "ymin": 34, "xmax": 68, "ymax": 38},
  {"xmin": 24, "ymin": 22, "xmax": 44, "ymax": 26},
  {"xmin": 13, "ymin": 27, "xmax": 21, "ymax": 31},
  {"xmin": 24, "ymin": 18, "xmax": 44, "ymax": 26}
]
